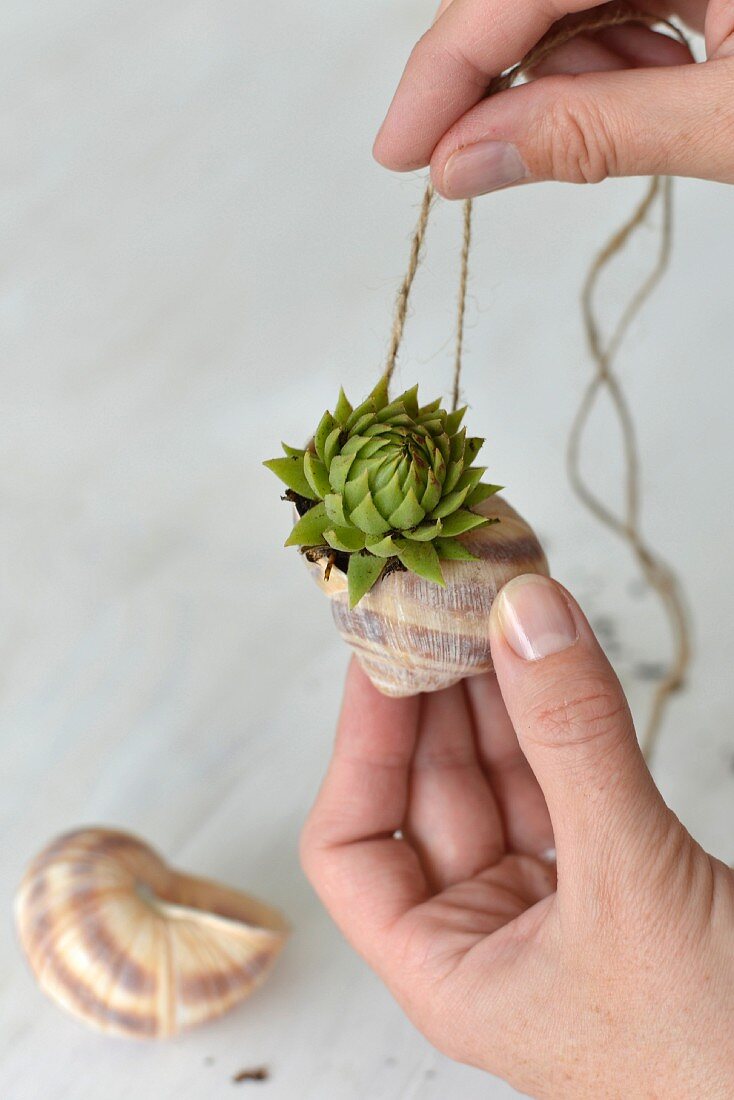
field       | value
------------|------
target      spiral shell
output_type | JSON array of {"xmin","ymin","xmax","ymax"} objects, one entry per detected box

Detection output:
[
  {"xmin": 14, "ymin": 828, "xmax": 289, "ymax": 1040},
  {"xmin": 308, "ymin": 495, "xmax": 548, "ymax": 696}
]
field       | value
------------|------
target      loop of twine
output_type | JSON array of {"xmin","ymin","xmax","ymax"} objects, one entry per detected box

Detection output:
[
  {"xmin": 380, "ymin": 1, "xmax": 691, "ymax": 764},
  {"xmin": 383, "ymin": 189, "xmax": 473, "ymax": 413},
  {"xmin": 571, "ymin": 173, "xmax": 690, "ymax": 763}
]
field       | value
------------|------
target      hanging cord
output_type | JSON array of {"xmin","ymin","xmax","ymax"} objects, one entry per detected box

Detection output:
[
  {"xmin": 569, "ymin": 175, "xmax": 690, "ymax": 763},
  {"xmin": 382, "ymin": 186, "xmax": 472, "ymax": 413},
  {"xmin": 452, "ymin": 199, "xmax": 473, "ymax": 411},
  {"xmin": 381, "ymin": 1, "xmax": 691, "ymax": 764},
  {"xmin": 383, "ymin": 184, "xmax": 435, "ymax": 387}
]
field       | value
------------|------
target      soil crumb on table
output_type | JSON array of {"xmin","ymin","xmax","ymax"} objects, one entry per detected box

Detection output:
[{"xmin": 232, "ymin": 1066, "xmax": 269, "ymax": 1084}]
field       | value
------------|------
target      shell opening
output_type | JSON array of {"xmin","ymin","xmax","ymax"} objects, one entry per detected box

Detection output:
[{"xmin": 152, "ymin": 871, "xmax": 290, "ymax": 936}]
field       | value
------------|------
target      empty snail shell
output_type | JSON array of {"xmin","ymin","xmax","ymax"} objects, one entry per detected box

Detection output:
[
  {"xmin": 14, "ymin": 828, "xmax": 289, "ymax": 1040},
  {"xmin": 306, "ymin": 495, "xmax": 548, "ymax": 696}
]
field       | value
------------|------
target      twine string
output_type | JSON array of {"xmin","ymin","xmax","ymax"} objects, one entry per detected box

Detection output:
[
  {"xmin": 383, "ymin": 184, "xmax": 435, "ymax": 386},
  {"xmin": 570, "ymin": 173, "xmax": 690, "ymax": 763},
  {"xmin": 380, "ymin": 1, "xmax": 691, "ymax": 764},
  {"xmin": 452, "ymin": 198, "xmax": 473, "ymax": 411}
]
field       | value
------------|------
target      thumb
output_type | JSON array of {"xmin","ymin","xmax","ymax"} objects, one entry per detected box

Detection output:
[
  {"xmin": 431, "ymin": 58, "xmax": 734, "ymax": 196},
  {"xmin": 489, "ymin": 575, "xmax": 669, "ymax": 878}
]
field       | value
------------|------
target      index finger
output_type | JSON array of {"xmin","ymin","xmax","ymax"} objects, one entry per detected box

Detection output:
[
  {"xmin": 373, "ymin": 0, "xmax": 611, "ymax": 171},
  {"xmin": 300, "ymin": 661, "xmax": 428, "ymax": 963}
]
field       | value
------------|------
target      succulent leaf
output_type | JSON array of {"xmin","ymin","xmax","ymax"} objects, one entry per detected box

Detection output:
[
  {"xmin": 285, "ymin": 502, "xmax": 330, "ymax": 546},
  {"xmin": 365, "ymin": 534, "xmax": 399, "ymax": 557},
  {"xmin": 466, "ymin": 482, "xmax": 503, "ymax": 508},
  {"xmin": 401, "ymin": 384, "xmax": 420, "ymax": 419},
  {"xmin": 304, "ymin": 452, "xmax": 332, "ymax": 499},
  {"xmin": 379, "ymin": 399, "xmax": 412, "ymax": 424},
  {"xmin": 264, "ymin": 456, "xmax": 318, "ymax": 500},
  {"xmin": 419, "ymin": 397, "xmax": 442, "ymax": 416},
  {"xmin": 403, "ymin": 519, "xmax": 442, "ymax": 541},
  {"xmin": 314, "ymin": 413, "xmax": 336, "ymax": 462},
  {"xmin": 440, "ymin": 509, "xmax": 491, "ymax": 538},
  {"xmin": 324, "ymin": 526, "xmax": 367, "ymax": 553},
  {"xmin": 343, "ymin": 470, "xmax": 371, "ymax": 515},
  {"xmin": 465, "ymin": 437, "xmax": 484, "ymax": 463},
  {"xmin": 442, "ymin": 461, "xmax": 461, "ymax": 496},
  {"xmin": 369, "ymin": 376, "xmax": 390, "ymax": 411},
  {"xmin": 323, "ymin": 426, "xmax": 342, "ymax": 466},
  {"xmin": 435, "ymin": 538, "xmax": 480, "ymax": 562},
  {"xmin": 455, "ymin": 466, "xmax": 487, "ymax": 495},
  {"xmin": 388, "ymin": 488, "xmax": 425, "ymax": 530},
  {"xmin": 334, "ymin": 388, "xmax": 353, "ymax": 426},
  {"xmin": 430, "ymin": 484, "xmax": 471, "ymax": 519},
  {"xmin": 347, "ymin": 554, "xmax": 386, "ymax": 608},
  {"xmin": 421, "ymin": 471, "xmax": 442, "ymax": 513},
  {"xmin": 444, "ymin": 407, "xmax": 467, "ymax": 435},
  {"xmin": 349, "ymin": 490, "xmax": 393, "ymax": 536},
  {"xmin": 373, "ymin": 470, "xmax": 403, "ymax": 516},
  {"xmin": 359, "ymin": 437, "xmax": 390, "ymax": 460},
  {"xmin": 341, "ymin": 433, "xmax": 369, "ymax": 457},
  {"xmin": 394, "ymin": 539, "xmax": 445, "ymax": 587},
  {"xmin": 449, "ymin": 427, "xmax": 466, "ymax": 463},
  {"xmin": 324, "ymin": 493, "xmax": 349, "ymax": 527},
  {"xmin": 329, "ymin": 453, "xmax": 356, "ymax": 493},
  {"xmin": 266, "ymin": 384, "xmax": 503, "ymax": 605}
]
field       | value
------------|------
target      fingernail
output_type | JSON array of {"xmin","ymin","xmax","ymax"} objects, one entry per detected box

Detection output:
[
  {"xmin": 497, "ymin": 575, "xmax": 578, "ymax": 661},
  {"xmin": 443, "ymin": 140, "xmax": 528, "ymax": 198}
]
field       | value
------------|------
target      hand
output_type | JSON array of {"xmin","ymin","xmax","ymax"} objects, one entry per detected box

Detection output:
[
  {"xmin": 373, "ymin": 1, "xmax": 734, "ymax": 196},
  {"xmin": 301, "ymin": 575, "xmax": 734, "ymax": 1098}
]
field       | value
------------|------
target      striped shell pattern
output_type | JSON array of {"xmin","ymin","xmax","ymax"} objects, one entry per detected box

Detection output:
[
  {"xmin": 308, "ymin": 495, "xmax": 548, "ymax": 696},
  {"xmin": 15, "ymin": 828, "xmax": 288, "ymax": 1040}
]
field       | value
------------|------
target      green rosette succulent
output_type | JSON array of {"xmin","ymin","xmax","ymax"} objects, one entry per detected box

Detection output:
[{"xmin": 264, "ymin": 378, "xmax": 502, "ymax": 607}]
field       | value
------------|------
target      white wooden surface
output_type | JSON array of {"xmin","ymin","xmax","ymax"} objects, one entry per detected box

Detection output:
[{"xmin": 2, "ymin": 3, "xmax": 733, "ymax": 1097}]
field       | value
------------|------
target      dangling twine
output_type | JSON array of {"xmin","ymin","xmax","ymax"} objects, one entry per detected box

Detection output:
[
  {"xmin": 383, "ymin": 189, "xmax": 472, "ymax": 414},
  {"xmin": 381, "ymin": 2, "xmax": 691, "ymax": 764},
  {"xmin": 570, "ymin": 174, "xmax": 690, "ymax": 763},
  {"xmin": 451, "ymin": 198, "xmax": 473, "ymax": 412},
  {"xmin": 383, "ymin": 183, "xmax": 435, "ymax": 387}
]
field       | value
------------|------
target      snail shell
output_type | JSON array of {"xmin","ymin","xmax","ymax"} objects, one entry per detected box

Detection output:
[
  {"xmin": 14, "ymin": 828, "xmax": 289, "ymax": 1040},
  {"xmin": 307, "ymin": 496, "xmax": 548, "ymax": 696}
]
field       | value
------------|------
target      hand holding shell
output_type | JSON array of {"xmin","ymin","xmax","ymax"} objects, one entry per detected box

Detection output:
[{"xmin": 308, "ymin": 494, "xmax": 548, "ymax": 695}]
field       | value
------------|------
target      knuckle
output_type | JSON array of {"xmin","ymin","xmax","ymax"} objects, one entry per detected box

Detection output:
[
  {"xmin": 392, "ymin": 912, "xmax": 453, "ymax": 978},
  {"xmin": 339, "ymin": 744, "xmax": 412, "ymax": 772},
  {"xmin": 526, "ymin": 676, "xmax": 630, "ymax": 752},
  {"xmin": 535, "ymin": 76, "xmax": 620, "ymax": 184},
  {"xmin": 414, "ymin": 743, "xmax": 474, "ymax": 772},
  {"xmin": 407, "ymin": 29, "xmax": 443, "ymax": 83},
  {"xmin": 410, "ymin": 27, "xmax": 488, "ymax": 93}
]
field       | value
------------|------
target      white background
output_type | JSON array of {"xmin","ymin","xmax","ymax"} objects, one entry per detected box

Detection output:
[{"xmin": 2, "ymin": 2, "xmax": 733, "ymax": 1098}]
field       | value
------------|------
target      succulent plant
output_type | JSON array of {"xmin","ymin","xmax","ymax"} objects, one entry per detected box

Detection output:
[{"xmin": 264, "ymin": 378, "xmax": 502, "ymax": 607}]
